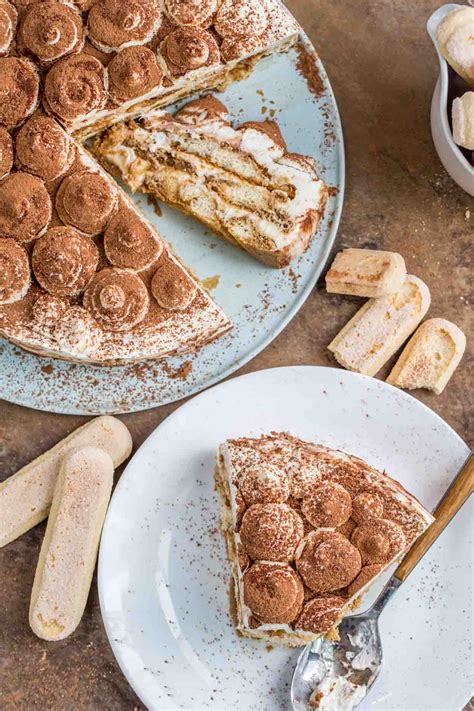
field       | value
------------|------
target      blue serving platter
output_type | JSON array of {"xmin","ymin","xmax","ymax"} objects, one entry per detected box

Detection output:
[{"xmin": 0, "ymin": 33, "xmax": 344, "ymax": 414}]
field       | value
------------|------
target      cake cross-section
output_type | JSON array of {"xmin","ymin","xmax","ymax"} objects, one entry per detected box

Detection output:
[
  {"xmin": 94, "ymin": 96, "xmax": 328, "ymax": 267},
  {"xmin": 215, "ymin": 433, "xmax": 434, "ymax": 646}
]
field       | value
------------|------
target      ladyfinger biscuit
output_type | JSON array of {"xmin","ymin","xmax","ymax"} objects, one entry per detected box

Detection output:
[
  {"xmin": 387, "ymin": 318, "xmax": 466, "ymax": 395},
  {"xmin": 436, "ymin": 6, "xmax": 474, "ymax": 88},
  {"xmin": 325, "ymin": 248, "xmax": 406, "ymax": 297},
  {"xmin": 30, "ymin": 446, "xmax": 114, "ymax": 640},
  {"xmin": 0, "ymin": 416, "xmax": 132, "ymax": 548},
  {"xmin": 452, "ymin": 92, "xmax": 474, "ymax": 150},
  {"xmin": 328, "ymin": 275, "xmax": 431, "ymax": 377}
]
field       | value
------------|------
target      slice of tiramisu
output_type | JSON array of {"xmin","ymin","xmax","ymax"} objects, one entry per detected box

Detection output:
[
  {"xmin": 94, "ymin": 96, "xmax": 328, "ymax": 267},
  {"xmin": 215, "ymin": 433, "xmax": 434, "ymax": 647}
]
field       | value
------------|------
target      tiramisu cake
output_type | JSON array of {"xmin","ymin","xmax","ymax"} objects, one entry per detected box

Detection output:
[
  {"xmin": 0, "ymin": 0, "xmax": 312, "ymax": 364},
  {"xmin": 0, "ymin": 115, "xmax": 231, "ymax": 363},
  {"xmin": 94, "ymin": 96, "xmax": 328, "ymax": 267},
  {"xmin": 216, "ymin": 433, "xmax": 434, "ymax": 646}
]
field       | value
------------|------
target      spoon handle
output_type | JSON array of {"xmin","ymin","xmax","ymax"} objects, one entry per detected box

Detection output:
[{"xmin": 394, "ymin": 454, "xmax": 473, "ymax": 582}]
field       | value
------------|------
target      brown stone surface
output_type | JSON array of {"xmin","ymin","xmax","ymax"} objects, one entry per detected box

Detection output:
[{"xmin": 0, "ymin": 1, "xmax": 472, "ymax": 708}]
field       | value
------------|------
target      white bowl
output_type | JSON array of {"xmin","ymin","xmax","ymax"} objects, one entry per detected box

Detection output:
[{"xmin": 427, "ymin": 3, "xmax": 474, "ymax": 196}]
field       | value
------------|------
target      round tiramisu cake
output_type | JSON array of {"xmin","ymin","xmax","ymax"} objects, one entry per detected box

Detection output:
[{"xmin": 0, "ymin": 0, "xmax": 321, "ymax": 365}]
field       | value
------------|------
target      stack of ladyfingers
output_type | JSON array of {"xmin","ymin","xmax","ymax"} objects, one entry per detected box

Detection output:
[
  {"xmin": 0, "ymin": 416, "xmax": 132, "ymax": 640},
  {"xmin": 326, "ymin": 248, "xmax": 466, "ymax": 394}
]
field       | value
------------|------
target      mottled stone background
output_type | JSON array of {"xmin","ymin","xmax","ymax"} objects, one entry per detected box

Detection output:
[{"xmin": 0, "ymin": 1, "xmax": 472, "ymax": 708}]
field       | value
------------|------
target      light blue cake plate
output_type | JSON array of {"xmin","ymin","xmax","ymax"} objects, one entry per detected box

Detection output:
[{"xmin": 0, "ymin": 33, "xmax": 344, "ymax": 414}]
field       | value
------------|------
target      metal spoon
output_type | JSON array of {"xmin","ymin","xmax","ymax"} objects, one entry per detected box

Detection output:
[{"xmin": 291, "ymin": 454, "xmax": 473, "ymax": 711}]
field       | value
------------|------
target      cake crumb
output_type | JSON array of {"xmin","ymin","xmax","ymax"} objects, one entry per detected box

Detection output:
[
  {"xmin": 161, "ymin": 360, "xmax": 192, "ymax": 380},
  {"xmin": 309, "ymin": 689, "xmax": 323, "ymax": 707},
  {"xmin": 147, "ymin": 194, "xmax": 162, "ymax": 216},
  {"xmin": 201, "ymin": 275, "xmax": 220, "ymax": 290}
]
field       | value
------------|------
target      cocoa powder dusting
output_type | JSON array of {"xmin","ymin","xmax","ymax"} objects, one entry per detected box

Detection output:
[
  {"xmin": 220, "ymin": 433, "xmax": 433, "ymax": 640},
  {"xmin": 288, "ymin": 268, "xmax": 299, "ymax": 294},
  {"xmin": 161, "ymin": 359, "xmax": 192, "ymax": 380},
  {"xmin": 295, "ymin": 40, "xmax": 324, "ymax": 99}
]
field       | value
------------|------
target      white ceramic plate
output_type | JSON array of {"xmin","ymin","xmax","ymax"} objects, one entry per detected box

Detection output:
[
  {"xmin": 0, "ymin": 34, "xmax": 344, "ymax": 415},
  {"xmin": 98, "ymin": 366, "xmax": 472, "ymax": 711}
]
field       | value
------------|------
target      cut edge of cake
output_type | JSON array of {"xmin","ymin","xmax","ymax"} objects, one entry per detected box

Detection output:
[
  {"xmin": 72, "ymin": 32, "xmax": 300, "ymax": 141},
  {"xmin": 93, "ymin": 96, "xmax": 329, "ymax": 268}
]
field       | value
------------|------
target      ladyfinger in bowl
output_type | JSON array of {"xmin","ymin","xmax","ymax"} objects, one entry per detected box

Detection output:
[
  {"xmin": 387, "ymin": 318, "xmax": 466, "ymax": 394},
  {"xmin": 0, "ymin": 416, "xmax": 132, "ymax": 548},
  {"xmin": 29, "ymin": 446, "xmax": 114, "ymax": 641},
  {"xmin": 325, "ymin": 248, "xmax": 406, "ymax": 298},
  {"xmin": 328, "ymin": 275, "xmax": 431, "ymax": 376},
  {"xmin": 436, "ymin": 6, "xmax": 474, "ymax": 88},
  {"xmin": 452, "ymin": 91, "xmax": 474, "ymax": 150}
]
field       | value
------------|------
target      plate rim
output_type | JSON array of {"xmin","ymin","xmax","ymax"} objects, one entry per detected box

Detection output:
[
  {"xmin": 97, "ymin": 365, "xmax": 469, "ymax": 709},
  {"xmin": 0, "ymin": 30, "xmax": 345, "ymax": 416}
]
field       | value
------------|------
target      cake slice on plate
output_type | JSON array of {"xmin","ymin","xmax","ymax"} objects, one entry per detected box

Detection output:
[
  {"xmin": 215, "ymin": 432, "xmax": 434, "ymax": 646},
  {"xmin": 94, "ymin": 96, "xmax": 328, "ymax": 267}
]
